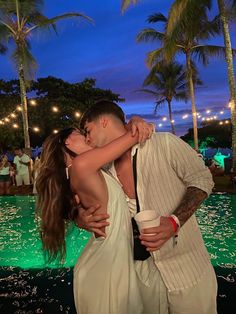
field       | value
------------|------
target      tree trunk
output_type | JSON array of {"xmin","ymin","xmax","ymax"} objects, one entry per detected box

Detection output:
[
  {"xmin": 167, "ymin": 99, "xmax": 176, "ymax": 134},
  {"xmin": 18, "ymin": 61, "xmax": 30, "ymax": 148},
  {"xmin": 186, "ymin": 52, "xmax": 198, "ymax": 151},
  {"xmin": 218, "ymin": 0, "xmax": 236, "ymax": 171}
]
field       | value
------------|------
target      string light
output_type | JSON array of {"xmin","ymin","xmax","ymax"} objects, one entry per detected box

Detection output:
[
  {"xmin": 33, "ymin": 127, "xmax": 40, "ymax": 132},
  {"xmin": 1, "ymin": 100, "xmax": 231, "ymax": 132},
  {"xmin": 29, "ymin": 99, "xmax": 37, "ymax": 106},
  {"xmin": 52, "ymin": 106, "xmax": 59, "ymax": 112},
  {"xmin": 75, "ymin": 112, "xmax": 81, "ymax": 118}
]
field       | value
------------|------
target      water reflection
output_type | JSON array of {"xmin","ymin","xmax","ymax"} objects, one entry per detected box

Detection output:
[{"xmin": 0, "ymin": 194, "xmax": 235, "ymax": 313}]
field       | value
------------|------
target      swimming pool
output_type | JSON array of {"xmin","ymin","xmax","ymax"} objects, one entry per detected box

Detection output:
[{"xmin": 0, "ymin": 194, "xmax": 235, "ymax": 313}]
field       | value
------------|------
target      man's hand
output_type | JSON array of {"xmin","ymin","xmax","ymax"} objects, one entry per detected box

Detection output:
[
  {"xmin": 76, "ymin": 204, "xmax": 110, "ymax": 238},
  {"xmin": 139, "ymin": 217, "xmax": 175, "ymax": 251},
  {"xmin": 126, "ymin": 116, "xmax": 155, "ymax": 143}
]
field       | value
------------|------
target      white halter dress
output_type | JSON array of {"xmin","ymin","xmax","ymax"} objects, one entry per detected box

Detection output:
[{"xmin": 73, "ymin": 171, "xmax": 143, "ymax": 314}]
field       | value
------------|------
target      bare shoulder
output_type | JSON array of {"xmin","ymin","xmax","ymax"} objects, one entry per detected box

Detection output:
[{"xmin": 71, "ymin": 155, "xmax": 95, "ymax": 179}]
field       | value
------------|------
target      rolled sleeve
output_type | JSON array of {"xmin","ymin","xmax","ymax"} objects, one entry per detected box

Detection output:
[{"xmin": 167, "ymin": 134, "xmax": 214, "ymax": 196}]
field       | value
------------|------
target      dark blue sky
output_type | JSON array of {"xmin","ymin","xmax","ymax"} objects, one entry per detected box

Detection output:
[{"xmin": 0, "ymin": 0, "xmax": 235, "ymax": 135}]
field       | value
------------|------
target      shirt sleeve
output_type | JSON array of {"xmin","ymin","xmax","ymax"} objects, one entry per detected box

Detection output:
[{"xmin": 166, "ymin": 133, "xmax": 214, "ymax": 196}]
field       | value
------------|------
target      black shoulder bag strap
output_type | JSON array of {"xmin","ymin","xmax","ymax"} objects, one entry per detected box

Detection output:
[{"xmin": 131, "ymin": 149, "xmax": 151, "ymax": 261}]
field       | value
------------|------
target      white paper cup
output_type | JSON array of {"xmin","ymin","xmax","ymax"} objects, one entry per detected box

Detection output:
[{"xmin": 134, "ymin": 210, "xmax": 160, "ymax": 233}]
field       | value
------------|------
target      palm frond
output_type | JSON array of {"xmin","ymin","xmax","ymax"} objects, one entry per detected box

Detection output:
[
  {"xmin": 166, "ymin": 0, "xmax": 212, "ymax": 35},
  {"xmin": 147, "ymin": 48, "xmax": 164, "ymax": 68},
  {"xmin": 121, "ymin": 0, "xmax": 138, "ymax": 13},
  {"xmin": 136, "ymin": 28, "xmax": 164, "ymax": 43},
  {"xmin": 147, "ymin": 13, "xmax": 167, "ymax": 24},
  {"xmin": 154, "ymin": 99, "xmax": 166, "ymax": 114},
  {"xmin": 197, "ymin": 15, "xmax": 222, "ymax": 41},
  {"xmin": 0, "ymin": 0, "xmax": 43, "ymax": 17},
  {"xmin": 0, "ymin": 42, "xmax": 6, "ymax": 54},
  {"xmin": 192, "ymin": 45, "xmax": 227, "ymax": 63},
  {"xmin": 27, "ymin": 13, "xmax": 93, "ymax": 34},
  {"xmin": 136, "ymin": 88, "xmax": 158, "ymax": 97},
  {"xmin": 0, "ymin": 23, "xmax": 9, "ymax": 40},
  {"xmin": 174, "ymin": 91, "xmax": 188, "ymax": 102},
  {"xmin": 11, "ymin": 43, "xmax": 37, "ymax": 81}
]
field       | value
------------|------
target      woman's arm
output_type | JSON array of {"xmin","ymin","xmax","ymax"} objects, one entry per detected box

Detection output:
[{"xmin": 74, "ymin": 131, "xmax": 138, "ymax": 176}]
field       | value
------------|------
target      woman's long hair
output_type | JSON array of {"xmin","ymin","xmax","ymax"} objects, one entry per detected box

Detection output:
[{"xmin": 36, "ymin": 128, "xmax": 78, "ymax": 262}]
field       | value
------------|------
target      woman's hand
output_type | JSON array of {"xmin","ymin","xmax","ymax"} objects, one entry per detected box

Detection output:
[{"xmin": 126, "ymin": 116, "xmax": 155, "ymax": 143}]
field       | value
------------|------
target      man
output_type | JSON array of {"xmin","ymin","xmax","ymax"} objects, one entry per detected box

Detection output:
[
  {"xmin": 13, "ymin": 148, "xmax": 31, "ymax": 188},
  {"xmin": 78, "ymin": 100, "xmax": 217, "ymax": 314}
]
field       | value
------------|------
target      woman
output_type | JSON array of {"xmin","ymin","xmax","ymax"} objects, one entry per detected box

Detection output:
[
  {"xmin": 36, "ymin": 127, "xmax": 144, "ymax": 314},
  {"xmin": 0, "ymin": 155, "xmax": 13, "ymax": 195}
]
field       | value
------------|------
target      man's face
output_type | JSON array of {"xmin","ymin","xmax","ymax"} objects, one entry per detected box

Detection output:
[
  {"xmin": 84, "ymin": 119, "xmax": 108, "ymax": 148},
  {"xmin": 15, "ymin": 149, "xmax": 22, "ymax": 157}
]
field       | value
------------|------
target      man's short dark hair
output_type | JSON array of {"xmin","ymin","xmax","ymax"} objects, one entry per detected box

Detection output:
[{"xmin": 80, "ymin": 100, "xmax": 126, "ymax": 130}]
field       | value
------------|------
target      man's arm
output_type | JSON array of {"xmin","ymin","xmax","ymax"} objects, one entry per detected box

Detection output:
[
  {"xmin": 76, "ymin": 204, "xmax": 110, "ymax": 237},
  {"xmin": 19, "ymin": 160, "xmax": 30, "ymax": 166},
  {"xmin": 173, "ymin": 186, "xmax": 207, "ymax": 227},
  {"xmin": 140, "ymin": 133, "xmax": 213, "ymax": 251},
  {"xmin": 140, "ymin": 186, "xmax": 207, "ymax": 251}
]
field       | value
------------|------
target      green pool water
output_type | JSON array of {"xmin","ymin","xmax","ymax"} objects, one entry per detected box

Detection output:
[
  {"xmin": 0, "ymin": 196, "xmax": 90, "ymax": 268},
  {"xmin": 0, "ymin": 194, "xmax": 235, "ymax": 313},
  {"xmin": 0, "ymin": 193, "xmax": 235, "ymax": 269}
]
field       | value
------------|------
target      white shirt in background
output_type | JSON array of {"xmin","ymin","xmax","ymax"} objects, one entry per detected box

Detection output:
[{"xmin": 13, "ymin": 154, "xmax": 30, "ymax": 175}]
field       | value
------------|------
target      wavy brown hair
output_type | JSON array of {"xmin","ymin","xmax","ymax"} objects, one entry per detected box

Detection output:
[{"xmin": 36, "ymin": 128, "xmax": 78, "ymax": 262}]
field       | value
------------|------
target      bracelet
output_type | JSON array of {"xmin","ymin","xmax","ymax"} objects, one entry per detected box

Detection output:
[
  {"xmin": 170, "ymin": 214, "xmax": 180, "ymax": 231},
  {"xmin": 167, "ymin": 216, "xmax": 178, "ymax": 233}
]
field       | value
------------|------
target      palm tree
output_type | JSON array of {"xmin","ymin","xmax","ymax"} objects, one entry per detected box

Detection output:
[
  {"xmin": 0, "ymin": 0, "xmax": 92, "ymax": 148},
  {"xmin": 167, "ymin": 0, "xmax": 236, "ymax": 170},
  {"xmin": 137, "ymin": 12, "xmax": 225, "ymax": 150},
  {"xmin": 138, "ymin": 61, "xmax": 189, "ymax": 134}
]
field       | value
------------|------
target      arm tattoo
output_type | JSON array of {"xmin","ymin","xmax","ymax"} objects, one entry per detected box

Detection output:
[{"xmin": 173, "ymin": 187, "xmax": 208, "ymax": 227}]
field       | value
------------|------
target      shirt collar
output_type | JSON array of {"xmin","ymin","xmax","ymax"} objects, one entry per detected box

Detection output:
[{"xmin": 131, "ymin": 144, "xmax": 140, "ymax": 157}]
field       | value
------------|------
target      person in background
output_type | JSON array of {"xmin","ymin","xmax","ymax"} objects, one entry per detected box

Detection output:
[
  {"xmin": 23, "ymin": 148, "xmax": 34, "ymax": 184},
  {"xmin": 0, "ymin": 154, "xmax": 13, "ymax": 195},
  {"xmin": 77, "ymin": 100, "xmax": 217, "ymax": 314},
  {"xmin": 13, "ymin": 148, "xmax": 31, "ymax": 191}
]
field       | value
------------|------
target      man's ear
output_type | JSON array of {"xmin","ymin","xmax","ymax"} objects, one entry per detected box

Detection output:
[{"xmin": 99, "ymin": 116, "xmax": 108, "ymax": 128}]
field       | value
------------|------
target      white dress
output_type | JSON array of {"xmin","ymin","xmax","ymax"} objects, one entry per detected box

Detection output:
[{"xmin": 73, "ymin": 171, "xmax": 143, "ymax": 314}]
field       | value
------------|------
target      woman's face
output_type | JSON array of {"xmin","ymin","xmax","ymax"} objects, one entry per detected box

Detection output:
[{"xmin": 65, "ymin": 130, "xmax": 91, "ymax": 154}]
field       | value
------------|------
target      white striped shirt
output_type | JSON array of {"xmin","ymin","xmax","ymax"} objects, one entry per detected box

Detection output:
[{"xmin": 111, "ymin": 132, "xmax": 214, "ymax": 291}]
